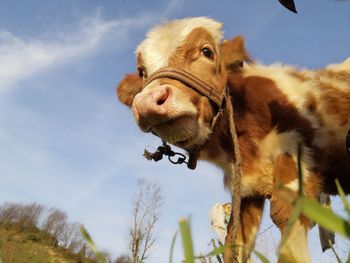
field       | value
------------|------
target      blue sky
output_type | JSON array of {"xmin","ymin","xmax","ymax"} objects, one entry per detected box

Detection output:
[{"xmin": 0, "ymin": 0, "xmax": 349, "ymax": 262}]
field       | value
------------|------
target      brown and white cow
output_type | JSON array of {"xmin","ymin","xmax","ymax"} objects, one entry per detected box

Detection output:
[{"xmin": 117, "ymin": 17, "xmax": 350, "ymax": 262}]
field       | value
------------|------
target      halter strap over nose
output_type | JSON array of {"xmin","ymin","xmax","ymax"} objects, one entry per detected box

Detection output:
[{"xmin": 144, "ymin": 67, "xmax": 225, "ymax": 107}]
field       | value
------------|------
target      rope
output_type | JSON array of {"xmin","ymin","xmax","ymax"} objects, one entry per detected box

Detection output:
[{"xmin": 223, "ymin": 88, "xmax": 242, "ymax": 263}]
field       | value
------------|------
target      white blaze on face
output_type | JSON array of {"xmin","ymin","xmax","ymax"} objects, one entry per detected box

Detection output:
[{"xmin": 136, "ymin": 17, "xmax": 223, "ymax": 74}]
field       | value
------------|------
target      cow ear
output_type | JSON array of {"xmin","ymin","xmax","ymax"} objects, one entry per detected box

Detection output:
[
  {"xmin": 117, "ymin": 73, "xmax": 143, "ymax": 107},
  {"xmin": 220, "ymin": 36, "xmax": 253, "ymax": 71}
]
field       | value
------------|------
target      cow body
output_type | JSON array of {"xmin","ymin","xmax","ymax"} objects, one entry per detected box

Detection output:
[{"xmin": 117, "ymin": 17, "xmax": 350, "ymax": 262}]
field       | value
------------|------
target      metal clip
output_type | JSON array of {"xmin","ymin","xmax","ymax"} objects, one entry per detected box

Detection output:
[{"xmin": 144, "ymin": 140, "xmax": 189, "ymax": 167}]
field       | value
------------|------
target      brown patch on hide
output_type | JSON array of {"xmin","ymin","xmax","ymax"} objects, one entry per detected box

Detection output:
[
  {"xmin": 273, "ymin": 154, "xmax": 297, "ymax": 185},
  {"xmin": 269, "ymin": 99, "xmax": 315, "ymax": 147},
  {"xmin": 270, "ymin": 155, "xmax": 309, "ymax": 229},
  {"xmin": 319, "ymin": 81, "xmax": 350, "ymax": 126},
  {"xmin": 270, "ymin": 193, "xmax": 295, "ymax": 228},
  {"xmin": 270, "ymin": 154, "xmax": 322, "ymax": 229},
  {"xmin": 228, "ymin": 75, "xmax": 315, "ymax": 145},
  {"xmin": 270, "ymin": 191, "xmax": 314, "ymax": 230},
  {"xmin": 304, "ymin": 93, "xmax": 317, "ymax": 113},
  {"xmin": 201, "ymin": 110, "xmax": 234, "ymax": 161},
  {"xmin": 228, "ymin": 75, "xmax": 275, "ymax": 139}
]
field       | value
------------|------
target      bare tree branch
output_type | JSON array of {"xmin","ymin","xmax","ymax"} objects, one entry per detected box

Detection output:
[{"xmin": 127, "ymin": 178, "xmax": 163, "ymax": 263}]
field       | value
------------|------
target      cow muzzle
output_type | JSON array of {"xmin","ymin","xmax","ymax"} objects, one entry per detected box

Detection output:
[{"xmin": 132, "ymin": 84, "xmax": 172, "ymax": 132}]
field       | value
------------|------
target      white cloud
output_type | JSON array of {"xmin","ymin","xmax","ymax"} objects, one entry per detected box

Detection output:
[{"xmin": 0, "ymin": 14, "xmax": 153, "ymax": 93}]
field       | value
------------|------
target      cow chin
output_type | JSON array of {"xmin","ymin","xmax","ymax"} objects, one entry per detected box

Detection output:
[{"xmin": 152, "ymin": 115, "xmax": 210, "ymax": 150}]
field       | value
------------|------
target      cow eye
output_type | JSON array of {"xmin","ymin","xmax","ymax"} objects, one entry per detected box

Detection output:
[
  {"xmin": 201, "ymin": 47, "xmax": 214, "ymax": 59},
  {"xmin": 137, "ymin": 67, "xmax": 147, "ymax": 78}
]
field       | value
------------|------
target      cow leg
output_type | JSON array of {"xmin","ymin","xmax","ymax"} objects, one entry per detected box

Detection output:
[
  {"xmin": 224, "ymin": 197, "xmax": 265, "ymax": 263},
  {"xmin": 270, "ymin": 153, "xmax": 320, "ymax": 263},
  {"xmin": 270, "ymin": 194, "xmax": 311, "ymax": 263}
]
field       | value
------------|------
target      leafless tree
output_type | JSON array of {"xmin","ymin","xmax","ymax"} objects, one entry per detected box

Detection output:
[
  {"xmin": 0, "ymin": 202, "xmax": 21, "ymax": 227},
  {"xmin": 127, "ymin": 178, "xmax": 164, "ymax": 263},
  {"xmin": 0, "ymin": 202, "xmax": 44, "ymax": 229},
  {"xmin": 41, "ymin": 207, "xmax": 68, "ymax": 246},
  {"xmin": 59, "ymin": 222, "xmax": 84, "ymax": 252},
  {"xmin": 59, "ymin": 221, "xmax": 74, "ymax": 248},
  {"xmin": 17, "ymin": 203, "xmax": 44, "ymax": 229}
]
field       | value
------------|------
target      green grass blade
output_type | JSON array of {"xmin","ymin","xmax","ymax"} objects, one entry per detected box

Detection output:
[
  {"xmin": 179, "ymin": 218, "xmax": 195, "ymax": 263},
  {"xmin": 335, "ymin": 179, "xmax": 350, "ymax": 217},
  {"xmin": 300, "ymin": 197, "xmax": 350, "ymax": 238},
  {"xmin": 206, "ymin": 243, "xmax": 227, "ymax": 257},
  {"xmin": 251, "ymin": 249, "xmax": 270, "ymax": 263},
  {"xmin": 80, "ymin": 225, "xmax": 106, "ymax": 263},
  {"xmin": 206, "ymin": 245, "xmax": 227, "ymax": 258},
  {"xmin": 346, "ymin": 252, "xmax": 350, "ymax": 263},
  {"xmin": 169, "ymin": 231, "xmax": 178, "ymax": 263}
]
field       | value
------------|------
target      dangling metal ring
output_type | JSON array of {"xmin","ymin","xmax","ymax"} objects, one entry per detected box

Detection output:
[{"xmin": 168, "ymin": 152, "xmax": 187, "ymax": 165}]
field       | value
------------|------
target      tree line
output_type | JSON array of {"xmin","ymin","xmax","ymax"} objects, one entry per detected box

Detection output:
[{"xmin": 0, "ymin": 202, "xmax": 112, "ymax": 262}]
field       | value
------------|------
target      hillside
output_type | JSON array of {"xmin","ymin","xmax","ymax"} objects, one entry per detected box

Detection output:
[{"xmin": 0, "ymin": 225, "xmax": 97, "ymax": 263}]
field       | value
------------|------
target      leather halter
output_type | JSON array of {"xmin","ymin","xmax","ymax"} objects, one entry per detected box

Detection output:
[
  {"xmin": 144, "ymin": 67, "xmax": 225, "ymax": 107},
  {"xmin": 143, "ymin": 66, "xmax": 227, "ymax": 169}
]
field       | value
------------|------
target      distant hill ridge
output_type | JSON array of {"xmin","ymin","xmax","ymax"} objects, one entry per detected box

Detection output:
[
  {"xmin": 0, "ymin": 202, "xmax": 98, "ymax": 263},
  {"xmin": 0, "ymin": 225, "xmax": 96, "ymax": 263}
]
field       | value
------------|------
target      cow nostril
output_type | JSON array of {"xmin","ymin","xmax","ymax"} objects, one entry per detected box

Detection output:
[
  {"xmin": 157, "ymin": 97, "xmax": 166, "ymax": 105},
  {"xmin": 156, "ymin": 89, "xmax": 169, "ymax": 106}
]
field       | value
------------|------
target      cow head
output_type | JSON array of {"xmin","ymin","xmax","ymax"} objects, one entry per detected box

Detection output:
[{"xmin": 117, "ymin": 17, "xmax": 250, "ymax": 151}]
